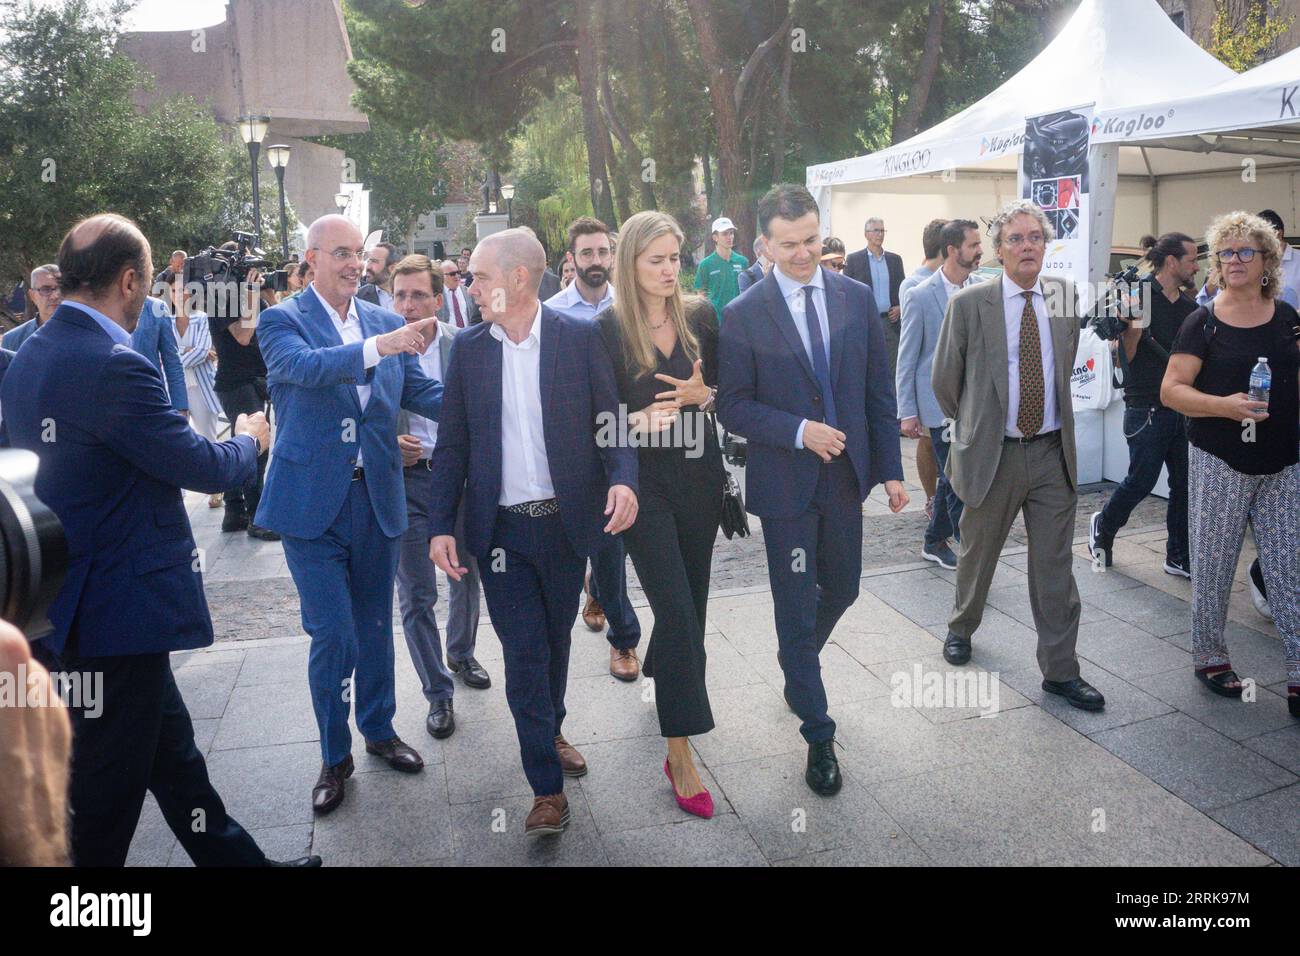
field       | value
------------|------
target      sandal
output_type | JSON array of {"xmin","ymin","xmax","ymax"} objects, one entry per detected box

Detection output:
[{"xmin": 1196, "ymin": 667, "xmax": 1243, "ymax": 699}]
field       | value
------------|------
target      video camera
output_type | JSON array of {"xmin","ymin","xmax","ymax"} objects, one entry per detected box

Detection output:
[
  {"xmin": 0, "ymin": 450, "xmax": 67, "ymax": 641},
  {"xmin": 1091, "ymin": 263, "xmax": 1153, "ymax": 341},
  {"xmin": 183, "ymin": 232, "xmax": 289, "ymax": 318}
]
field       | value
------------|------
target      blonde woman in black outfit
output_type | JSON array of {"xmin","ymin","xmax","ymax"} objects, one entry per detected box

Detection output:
[{"xmin": 596, "ymin": 211, "xmax": 726, "ymax": 818}]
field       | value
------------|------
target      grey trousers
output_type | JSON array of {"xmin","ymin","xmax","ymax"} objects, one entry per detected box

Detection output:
[
  {"xmin": 880, "ymin": 313, "xmax": 900, "ymax": 381},
  {"xmin": 395, "ymin": 464, "xmax": 481, "ymax": 705},
  {"xmin": 948, "ymin": 432, "xmax": 1082, "ymax": 682}
]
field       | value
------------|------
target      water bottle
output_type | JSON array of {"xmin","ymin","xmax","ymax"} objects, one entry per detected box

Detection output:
[{"xmin": 1248, "ymin": 357, "xmax": 1271, "ymax": 405}]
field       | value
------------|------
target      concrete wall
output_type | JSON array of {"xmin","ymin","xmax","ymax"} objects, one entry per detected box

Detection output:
[{"xmin": 121, "ymin": 0, "xmax": 367, "ymax": 230}]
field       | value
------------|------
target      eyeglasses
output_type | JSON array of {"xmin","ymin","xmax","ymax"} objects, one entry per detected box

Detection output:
[
  {"xmin": 311, "ymin": 247, "xmax": 366, "ymax": 263},
  {"xmin": 866, "ymin": 229, "xmax": 886, "ymax": 235},
  {"xmin": 1004, "ymin": 233, "xmax": 1045, "ymax": 248},
  {"xmin": 1215, "ymin": 248, "xmax": 1260, "ymax": 262},
  {"xmin": 442, "ymin": 270, "xmax": 461, "ymax": 277},
  {"xmin": 32, "ymin": 286, "xmax": 60, "ymax": 296}
]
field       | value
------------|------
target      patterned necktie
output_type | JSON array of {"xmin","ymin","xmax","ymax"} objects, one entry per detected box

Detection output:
[
  {"xmin": 1017, "ymin": 291, "xmax": 1044, "ymax": 438},
  {"xmin": 452, "ymin": 290, "xmax": 464, "ymax": 328}
]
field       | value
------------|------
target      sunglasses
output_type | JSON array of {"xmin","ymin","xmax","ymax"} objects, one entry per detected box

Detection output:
[{"xmin": 443, "ymin": 270, "xmax": 461, "ymax": 277}]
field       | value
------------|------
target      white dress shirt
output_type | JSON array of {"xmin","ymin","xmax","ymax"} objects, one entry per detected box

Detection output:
[
  {"xmin": 544, "ymin": 280, "xmax": 614, "ymax": 320},
  {"xmin": 309, "ymin": 283, "xmax": 381, "ymax": 463},
  {"xmin": 1001, "ymin": 273, "xmax": 1059, "ymax": 438},
  {"xmin": 772, "ymin": 265, "xmax": 831, "ymax": 450},
  {"xmin": 491, "ymin": 304, "xmax": 556, "ymax": 505},
  {"xmin": 377, "ymin": 287, "xmax": 394, "ymax": 311},
  {"xmin": 445, "ymin": 285, "xmax": 471, "ymax": 328},
  {"xmin": 407, "ymin": 329, "xmax": 442, "ymax": 457}
]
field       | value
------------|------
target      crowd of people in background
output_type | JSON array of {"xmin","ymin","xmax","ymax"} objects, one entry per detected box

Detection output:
[{"xmin": 0, "ymin": 181, "xmax": 1295, "ymax": 868}]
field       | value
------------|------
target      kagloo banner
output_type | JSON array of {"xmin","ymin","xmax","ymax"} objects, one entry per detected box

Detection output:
[{"xmin": 1019, "ymin": 104, "xmax": 1095, "ymax": 293}]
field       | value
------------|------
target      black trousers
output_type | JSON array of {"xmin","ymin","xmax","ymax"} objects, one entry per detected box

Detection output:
[
  {"xmin": 217, "ymin": 376, "xmax": 269, "ymax": 517},
  {"xmin": 30, "ymin": 644, "xmax": 265, "ymax": 867},
  {"xmin": 622, "ymin": 465, "xmax": 723, "ymax": 738}
]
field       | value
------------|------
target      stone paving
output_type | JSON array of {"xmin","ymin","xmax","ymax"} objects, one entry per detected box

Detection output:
[{"xmin": 126, "ymin": 443, "xmax": 1297, "ymax": 867}]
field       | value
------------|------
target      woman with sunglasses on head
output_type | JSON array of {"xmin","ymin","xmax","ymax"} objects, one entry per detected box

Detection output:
[
  {"xmin": 595, "ymin": 210, "xmax": 727, "ymax": 817},
  {"xmin": 1162, "ymin": 211, "xmax": 1300, "ymax": 716},
  {"xmin": 821, "ymin": 237, "xmax": 846, "ymax": 272}
]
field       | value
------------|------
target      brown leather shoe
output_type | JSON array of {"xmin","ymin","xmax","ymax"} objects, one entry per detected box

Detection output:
[
  {"xmin": 610, "ymin": 646, "xmax": 639, "ymax": 682},
  {"xmin": 364, "ymin": 736, "xmax": 424, "ymax": 773},
  {"xmin": 554, "ymin": 734, "xmax": 588, "ymax": 777},
  {"xmin": 312, "ymin": 754, "xmax": 354, "ymax": 815},
  {"xmin": 582, "ymin": 571, "xmax": 606, "ymax": 631},
  {"xmin": 524, "ymin": 793, "xmax": 570, "ymax": 836}
]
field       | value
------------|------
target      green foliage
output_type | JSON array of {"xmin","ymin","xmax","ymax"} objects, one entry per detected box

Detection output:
[
  {"xmin": 1209, "ymin": 0, "xmax": 1294, "ymax": 71},
  {"xmin": 0, "ymin": 0, "xmax": 290, "ymax": 280},
  {"xmin": 317, "ymin": 116, "xmax": 449, "ymax": 248}
]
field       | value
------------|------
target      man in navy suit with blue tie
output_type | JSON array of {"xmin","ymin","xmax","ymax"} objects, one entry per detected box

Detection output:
[
  {"xmin": 4, "ymin": 213, "xmax": 317, "ymax": 866},
  {"xmin": 429, "ymin": 228, "xmax": 638, "ymax": 837},
  {"xmin": 255, "ymin": 215, "xmax": 444, "ymax": 815},
  {"xmin": 718, "ymin": 185, "xmax": 908, "ymax": 796}
]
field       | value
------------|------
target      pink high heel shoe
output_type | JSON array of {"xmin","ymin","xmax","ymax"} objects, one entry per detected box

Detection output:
[{"xmin": 664, "ymin": 759, "xmax": 714, "ymax": 819}]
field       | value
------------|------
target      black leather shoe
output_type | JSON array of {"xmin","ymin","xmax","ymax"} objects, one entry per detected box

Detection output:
[
  {"xmin": 312, "ymin": 754, "xmax": 353, "ymax": 815},
  {"xmin": 427, "ymin": 701, "xmax": 455, "ymax": 739},
  {"xmin": 268, "ymin": 855, "xmax": 323, "ymax": 867},
  {"xmin": 222, "ymin": 510, "xmax": 249, "ymax": 533},
  {"xmin": 943, "ymin": 632, "xmax": 972, "ymax": 665},
  {"xmin": 805, "ymin": 740, "xmax": 842, "ymax": 796},
  {"xmin": 247, "ymin": 524, "xmax": 281, "ymax": 541},
  {"xmin": 1042, "ymin": 677, "xmax": 1105, "ymax": 711},
  {"xmin": 449, "ymin": 656, "xmax": 491, "ymax": 689},
  {"xmin": 365, "ymin": 736, "xmax": 425, "ymax": 772}
]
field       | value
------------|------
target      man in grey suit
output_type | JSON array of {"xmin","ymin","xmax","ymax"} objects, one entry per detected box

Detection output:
[
  {"xmin": 898, "ymin": 219, "xmax": 983, "ymax": 571},
  {"xmin": 931, "ymin": 199, "xmax": 1104, "ymax": 712},
  {"xmin": 437, "ymin": 259, "xmax": 479, "ymax": 328},
  {"xmin": 391, "ymin": 255, "xmax": 488, "ymax": 741}
]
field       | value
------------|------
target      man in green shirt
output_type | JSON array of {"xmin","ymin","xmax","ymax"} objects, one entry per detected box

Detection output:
[{"xmin": 694, "ymin": 216, "xmax": 749, "ymax": 315}]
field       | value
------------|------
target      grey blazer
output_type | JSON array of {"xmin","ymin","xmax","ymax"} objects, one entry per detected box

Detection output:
[
  {"xmin": 396, "ymin": 320, "xmax": 458, "ymax": 439},
  {"xmin": 931, "ymin": 275, "xmax": 1079, "ymax": 509},
  {"xmin": 896, "ymin": 268, "xmax": 969, "ymax": 428}
]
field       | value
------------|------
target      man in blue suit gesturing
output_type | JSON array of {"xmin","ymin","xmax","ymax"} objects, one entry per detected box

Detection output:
[
  {"xmin": 718, "ymin": 184, "xmax": 908, "ymax": 797},
  {"xmin": 429, "ymin": 228, "xmax": 638, "ymax": 837},
  {"xmin": 4, "ymin": 213, "xmax": 317, "ymax": 866},
  {"xmin": 255, "ymin": 215, "xmax": 443, "ymax": 815}
]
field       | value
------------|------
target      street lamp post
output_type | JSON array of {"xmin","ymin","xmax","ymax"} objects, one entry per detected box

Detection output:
[
  {"xmin": 237, "ymin": 114, "xmax": 270, "ymax": 244},
  {"xmin": 501, "ymin": 183, "xmax": 516, "ymax": 228},
  {"xmin": 266, "ymin": 144, "xmax": 292, "ymax": 260}
]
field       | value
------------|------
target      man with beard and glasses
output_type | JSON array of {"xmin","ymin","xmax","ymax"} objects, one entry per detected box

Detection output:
[{"xmin": 544, "ymin": 216, "xmax": 643, "ymax": 681}]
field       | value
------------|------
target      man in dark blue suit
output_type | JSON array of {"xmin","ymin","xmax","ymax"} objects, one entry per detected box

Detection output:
[
  {"xmin": 429, "ymin": 228, "xmax": 638, "ymax": 837},
  {"xmin": 2, "ymin": 213, "xmax": 317, "ymax": 866},
  {"xmin": 718, "ymin": 185, "xmax": 908, "ymax": 796},
  {"xmin": 255, "ymin": 215, "xmax": 444, "ymax": 815}
]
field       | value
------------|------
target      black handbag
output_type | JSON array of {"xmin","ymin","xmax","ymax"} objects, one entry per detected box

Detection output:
[{"xmin": 709, "ymin": 412, "xmax": 750, "ymax": 539}]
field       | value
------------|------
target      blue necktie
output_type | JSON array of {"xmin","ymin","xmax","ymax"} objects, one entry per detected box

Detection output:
[{"xmin": 802, "ymin": 286, "xmax": 837, "ymax": 428}]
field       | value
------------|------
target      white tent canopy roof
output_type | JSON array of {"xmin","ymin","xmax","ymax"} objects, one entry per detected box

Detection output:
[{"xmin": 807, "ymin": 0, "xmax": 1238, "ymax": 188}]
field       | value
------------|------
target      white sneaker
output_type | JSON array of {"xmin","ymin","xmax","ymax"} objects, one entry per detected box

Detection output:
[{"xmin": 1248, "ymin": 560, "xmax": 1273, "ymax": 620}]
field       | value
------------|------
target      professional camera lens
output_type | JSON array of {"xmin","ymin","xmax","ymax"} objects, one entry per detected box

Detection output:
[{"xmin": 0, "ymin": 449, "xmax": 67, "ymax": 640}]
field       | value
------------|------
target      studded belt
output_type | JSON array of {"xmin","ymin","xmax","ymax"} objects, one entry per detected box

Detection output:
[{"xmin": 501, "ymin": 498, "xmax": 560, "ymax": 517}]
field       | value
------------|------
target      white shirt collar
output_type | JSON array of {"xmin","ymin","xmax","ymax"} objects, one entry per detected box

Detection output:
[
  {"xmin": 489, "ymin": 302, "xmax": 544, "ymax": 349},
  {"xmin": 1002, "ymin": 272, "xmax": 1043, "ymax": 302},
  {"xmin": 772, "ymin": 264, "xmax": 825, "ymax": 300},
  {"xmin": 308, "ymin": 282, "xmax": 359, "ymax": 325},
  {"xmin": 1282, "ymin": 244, "xmax": 1294, "ymax": 263}
]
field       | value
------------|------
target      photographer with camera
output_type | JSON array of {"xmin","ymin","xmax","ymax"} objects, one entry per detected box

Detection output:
[
  {"xmin": 1088, "ymin": 232, "xmax": 1198, "ymax": 577},
  {"xmin": 203, "ymin": 239, "xmax": 280, "ymax": 541}
]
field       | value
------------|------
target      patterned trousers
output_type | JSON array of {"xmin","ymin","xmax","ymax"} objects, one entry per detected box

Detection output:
[{"xmin": 1188, "ymin": 445, "xmax": 1300, "ymax": 686}]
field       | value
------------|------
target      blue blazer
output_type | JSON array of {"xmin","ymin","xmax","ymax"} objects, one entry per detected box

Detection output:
[
  {"xmin": 897, "ymin": 268, "xmax": 966, "ymax": 429},
  {"xmin": 428, "ymin": 306, "xmax": 638, "ymax": 560},
  {"xmin": 1, "ymin": 305, "xmax": 258, "ymax": 657},
  {"xmin": 254, "ymin": 288, "xmax": 443, "ymax": 540},
  {"xmin": 737, "ymin": 261, "xmax": 765, "ymax": 293},
  {"xmin": 717, "ymin": 267, "xmax": 903, "ymax": 519},
  {"xmin": 131, "ymin": 297, "xmax": 188, "ymax": 411},
  {"xmin": 2, "ymin": 318, "xmax": 37, "ymax": 353}
]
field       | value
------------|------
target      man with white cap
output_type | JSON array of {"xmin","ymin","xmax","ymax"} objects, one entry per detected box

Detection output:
[{"xmin": 694, "ymin": 216, "xmax": 749, "ymax": 317}]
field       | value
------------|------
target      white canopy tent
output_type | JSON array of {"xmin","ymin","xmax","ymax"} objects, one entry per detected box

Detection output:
[
  {"xmin": 806, "ymin": 0, "xmax": 1300, "ymax": 487},
  {"xmin": 805, "ymin": 0, "xmax": 1300, "ymax": 286}
]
